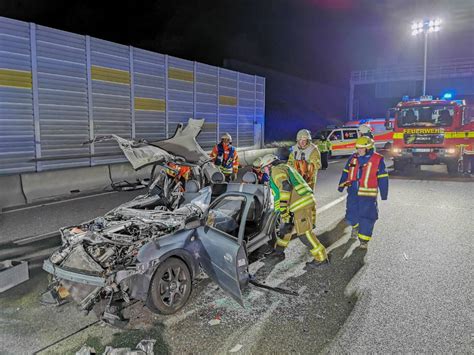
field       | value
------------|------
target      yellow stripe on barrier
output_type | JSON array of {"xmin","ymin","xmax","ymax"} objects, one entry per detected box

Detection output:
[
  {"xmin": 0, "ymin": 69, "xmax": 32, "ymax": 89},
  {"xmin": 134, "ymin": 97, "xmax": 166, "ymax": 111},
  {"xmin": 203, "ymin": 123, "xmax": 217, "ymax": 130},
  {"xmin": 168, "ymin": 67, "xmax": 194, "ymax": 82},
  {"xmin": 219, "ymin": 95, "xmax": 237, "ymax": 106},
  {"xmin": 91, "ymin": 66, "xmax": 130, "ymax": 85}
]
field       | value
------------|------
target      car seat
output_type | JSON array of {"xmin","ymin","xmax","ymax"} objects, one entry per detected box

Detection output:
[{"xmin": 242, "ymin": 171, "xmax": 258, "ymax": 184}]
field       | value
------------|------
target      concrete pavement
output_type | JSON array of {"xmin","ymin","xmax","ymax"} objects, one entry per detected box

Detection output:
[{"xmin": 328, "ymin": 178, "xmax": 473, "ymax": 353}]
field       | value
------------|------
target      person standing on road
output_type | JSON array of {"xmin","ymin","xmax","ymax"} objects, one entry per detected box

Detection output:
[
  {"xmin": 288, "ymin": 129, "xmax": 322, "ymax": 189},
  {"xmin": 337, "ymin": 137, "xmax": 389, "ymax": 249},
  {"xmin": 316, "ymin": 135, "xmax": 331, "ymax": 170},
  {"xmin": 210, "ymin": 133, "xmax": 239, "ymax": 182},
  {"xmin": 268, "ymin": 161, "xmax": 329, "ymax": 269}
]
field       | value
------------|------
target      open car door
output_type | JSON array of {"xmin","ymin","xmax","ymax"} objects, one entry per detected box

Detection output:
[{"xmin": 195, "ymin": 193, "xmax": 251, "ymax": 306}]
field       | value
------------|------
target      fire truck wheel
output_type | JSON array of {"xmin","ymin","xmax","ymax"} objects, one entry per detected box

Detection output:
[
  {"xmin": 393, "ymin": 160, "xmax": 408, "ymax": 172},
  {"xmin": 446, "ymin": 160, "xmax": 459, "ymax": 176}
]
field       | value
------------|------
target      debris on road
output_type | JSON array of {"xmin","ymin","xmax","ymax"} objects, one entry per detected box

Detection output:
[
  {"xmin": 0, "ymin": 260, "xmax": 29, "ymax": 293},
  {"xmin": 229, "ymin": 344, "xmax": 243, "ymax": 352}
]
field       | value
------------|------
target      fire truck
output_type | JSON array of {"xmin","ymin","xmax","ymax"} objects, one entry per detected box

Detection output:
[{"xmin": 386, "ymin": 96, "xmax": 474, "ymax": 174}]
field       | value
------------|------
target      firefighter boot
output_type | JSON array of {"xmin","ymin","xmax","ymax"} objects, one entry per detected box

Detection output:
[
  {"xmin": 358, "ymin": 239, "xmax": 369, "ymax": 250},
  {"xmin": 304, "ymin": 231, "xmax": 329, "ymax": 269}
]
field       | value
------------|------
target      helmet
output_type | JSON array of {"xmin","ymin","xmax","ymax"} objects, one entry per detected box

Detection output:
[
  {"xmin": 221, "ymin": 132, "xmax": 232, "ymax": 142},
  {"xmin": 261, "ymin": 154, "xmax": 279, "ymax": 167},
  {"xmin": 355, "ymin": 136, "xmax": 374, "ymax": 149},
  {"xmin": 296, "ymin": 129, "xmax": 312, "ymax": 141},
  {"xmin": 252, "ymin": 157, "xmax": 263, "ymax": 169}
]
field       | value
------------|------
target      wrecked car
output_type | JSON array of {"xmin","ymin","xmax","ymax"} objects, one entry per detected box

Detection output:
[{"xmin": 42, "ymin": 119, "xmax": 279, "ymax": 323}]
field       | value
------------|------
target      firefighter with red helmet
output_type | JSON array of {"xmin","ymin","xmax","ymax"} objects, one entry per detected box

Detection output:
[
  {"xmin": 338, "ymin": 136, "xmax": 389, "ymax": 248},
  {"xmin": 210, "ymin": 133, "xmax": 239, "ymax": 181}
]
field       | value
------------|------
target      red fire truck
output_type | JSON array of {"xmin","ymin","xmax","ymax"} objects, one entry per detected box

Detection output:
[{"xmin": 386, "ymin": 96, "xmax": 474, "ymax": 174}]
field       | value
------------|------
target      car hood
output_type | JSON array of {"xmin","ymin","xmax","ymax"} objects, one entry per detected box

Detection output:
[{"xmin": 92, "ymin": 118, "xmax": 211, "ymax": 170}]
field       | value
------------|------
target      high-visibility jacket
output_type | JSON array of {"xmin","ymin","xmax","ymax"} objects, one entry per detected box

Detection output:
[
  {"xmin": 316, "ymin": 139, "xmax": 331, "ymax": 153},
  {"xmin": 338, "ymin": 151, "xmax": 388, "ymax": 199},
  {"xmin": 270, "ymin": 164, "xmax": 315, "ymax": 218},
  {"xmin": 288, "ymin": 143, "xmax": 321, "ymax": 186},
  {"xmin": 210, "ymin": 143, "xmax": 239, "ymax": 175}
]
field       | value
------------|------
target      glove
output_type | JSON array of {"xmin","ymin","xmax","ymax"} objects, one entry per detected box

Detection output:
[
  {"xmin": 280, "ymin": 210, "xmax": 291, "ymax": 223},
  {"xmin": 279, "ymin": 222, "xmax": 294, "ymax": 236}
]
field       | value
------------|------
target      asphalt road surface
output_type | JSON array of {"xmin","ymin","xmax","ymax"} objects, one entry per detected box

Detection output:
[{"xmin": 0, "ymin": 157, "xmax": 472, "ymax": 354}]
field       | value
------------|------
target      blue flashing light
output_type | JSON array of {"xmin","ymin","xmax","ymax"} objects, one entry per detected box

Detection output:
[
  {"xmin": 442, "ymin": 92, "xmax": 453, "ymax": 100},
  {"xmin": 402, "ymin": 95, "xmax": 410, "ymax": 102}
]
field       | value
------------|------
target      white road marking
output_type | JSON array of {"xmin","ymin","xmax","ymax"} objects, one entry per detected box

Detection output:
[{"xmin": 317, "ymin": 195, "xmax": 347, "ymax": 214}]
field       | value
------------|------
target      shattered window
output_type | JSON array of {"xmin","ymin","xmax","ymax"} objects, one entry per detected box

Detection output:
[{"xmin": 206, "ymin": 196, "xmax": 245, "ymax": 238}]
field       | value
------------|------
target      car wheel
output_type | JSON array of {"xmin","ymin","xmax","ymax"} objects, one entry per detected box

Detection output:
[{"xmin": 146, "ymin": 257, "xmax": 192, "ymax": 315}]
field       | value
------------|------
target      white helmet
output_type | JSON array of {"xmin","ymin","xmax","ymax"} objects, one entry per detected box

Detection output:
[
  {"xmin": 221, "ymin": 132, "xmax": 232, "ymax": 142},
  {"xmin": 296, "ymin": 129, "xmax": 312, "ymax": 141},
  {"xmin": 252, "ymin": 157, "xmax": 263, "ymax": 169},
  {"xmin": 261, "ymin": 154, "xmax": 279, "ymax": 168}
]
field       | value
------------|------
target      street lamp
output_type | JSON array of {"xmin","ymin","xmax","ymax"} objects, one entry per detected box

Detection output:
[{"xmin": 411, "ymin": 18, "xmax": 442, "ymax": 96}]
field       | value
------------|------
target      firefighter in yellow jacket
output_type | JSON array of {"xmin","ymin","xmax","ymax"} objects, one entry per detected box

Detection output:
[
  {"xmin": 268, "ymin": 162, "xmax": 329, "ymax": 269},
  {"xmin": 288, "ymin": 129, "xmax": 322, "ymax": 189}
]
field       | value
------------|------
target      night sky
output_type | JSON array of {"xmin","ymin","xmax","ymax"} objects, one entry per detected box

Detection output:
[{"xmin": 1, "ymin": 0, "xmax": 473, "ymax": 88}]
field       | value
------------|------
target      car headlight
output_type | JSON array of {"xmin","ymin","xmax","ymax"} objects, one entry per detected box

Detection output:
[
  {"xmin": 392, "ymin": 147, "xmax": 402, "ymax": 154},
  {"xmin": 446, "ymin": 148, "xmax": 456, "ymax": 154}
]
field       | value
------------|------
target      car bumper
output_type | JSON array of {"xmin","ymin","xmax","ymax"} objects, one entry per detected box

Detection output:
[{"xmin": 43, "ymin": 259, "xmax": 107, "ymax": 287}]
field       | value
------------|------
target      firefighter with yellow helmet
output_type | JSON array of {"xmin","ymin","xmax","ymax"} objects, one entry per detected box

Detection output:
[
  {"xmin": 288, "ymin": 129, "xmax": 322, "ymax": 189},
  {"xmin": 268, "ymin": 160, "xmax": 329, "ymax": 269},
  {"xmin": 338, "ymin": 136, "xmax": 389, "ymax": 249}
]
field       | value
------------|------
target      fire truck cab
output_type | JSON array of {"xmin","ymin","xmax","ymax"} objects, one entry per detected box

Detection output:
[{"xmin": 386, "ymin": 96, "xmax": 474, "ymax": 174}]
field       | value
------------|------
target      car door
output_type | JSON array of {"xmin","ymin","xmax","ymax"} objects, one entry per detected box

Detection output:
[
  {"xmin": 195, "ymin": 193, "xmax": 251, "ymax": 306},
  {"xmin": 341, "ymin": 129, "xmax": 359, "ymax": 155},
  {"xmin": 328, "ymin": 129, "xmax": 345, "ymax": 155}
]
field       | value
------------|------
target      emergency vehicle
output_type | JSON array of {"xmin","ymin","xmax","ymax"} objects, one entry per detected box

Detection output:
[
  {"xmin": 315, "ymin": 118, "xmax": 394, "ymax": 156},
  {"xmin": 385, "ymin": 95, "xmax": 474, "ymax": 174}
]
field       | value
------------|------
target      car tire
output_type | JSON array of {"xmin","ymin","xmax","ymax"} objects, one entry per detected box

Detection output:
[{"xmin": 146, "ymin": 257, "xmax": 192, "ymax": 315}]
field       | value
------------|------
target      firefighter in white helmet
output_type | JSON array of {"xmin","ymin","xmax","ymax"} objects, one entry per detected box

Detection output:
[
  {"xmin": 210, "ymin": 132, "xmax": 239, "ymax": 182},
  {"xmin": 288, "ymin": 129, "xmax": 322, "ymax": 190},
  {"xmin": 252, "ymin": 154, "xmax": 279, "ymax": 184}
]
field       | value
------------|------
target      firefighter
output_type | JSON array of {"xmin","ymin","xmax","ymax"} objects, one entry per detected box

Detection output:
[
  {"xmin": 359, "ymin": 124, "xmax": 374, "ymax": 139},
  {"xmin": 462, "ymin": 143, "xmax": 474, "ymax": 176},
  {"xmin": 316, "ymin": 135, "xmax": 331, "ymax": 170},
  {"xmin": 338, "ymin": 136, "xmax": 389, "ymax": 248},
  {"xmin": 268, "ymin": 161, "xmax": 328, "ymax": 269},
  {"xmin": 165, "ymin": 162, "xmax": 191, "ymax": 190},
  {"xmin": 210, "ymin": 133, "xmax": 239, "ymax": 182},
  {"xmin": 252, "ymin": 154, "xmax": 278, "ymax": 184},
  {"xmin": 288, "ymin": 129, "xmax": 321, "ymax": 189}
]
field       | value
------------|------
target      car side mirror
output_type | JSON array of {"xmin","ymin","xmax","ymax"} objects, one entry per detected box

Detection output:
[
  {"xmin": 385, "ymin": 108, "xmax": 396, "ymax": 130},
  {"xmin": 184, "ymin": 216, "xmax": 202, "ymax": 230}
]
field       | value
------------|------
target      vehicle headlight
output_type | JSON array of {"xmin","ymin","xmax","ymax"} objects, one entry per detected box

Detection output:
[
  {"xmin": 446, "ymin": 148, "xmax": 456, "ymax": 154},
  {"xmin": 392, "ymin": 147, "xmax": 402, "ymax": 154}
]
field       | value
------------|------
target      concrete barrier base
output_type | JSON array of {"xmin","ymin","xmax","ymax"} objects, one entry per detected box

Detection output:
[
  {"xmin": 0, "ymin": 175, "xmax": 26, "ymax": 210},
  {"xmin": 1, "ymin": 148, "xmax": 288, "ymax": 210},
  {"xmin": 21, "ymin": 165, "xmax": 112, "ymax": 204}
]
